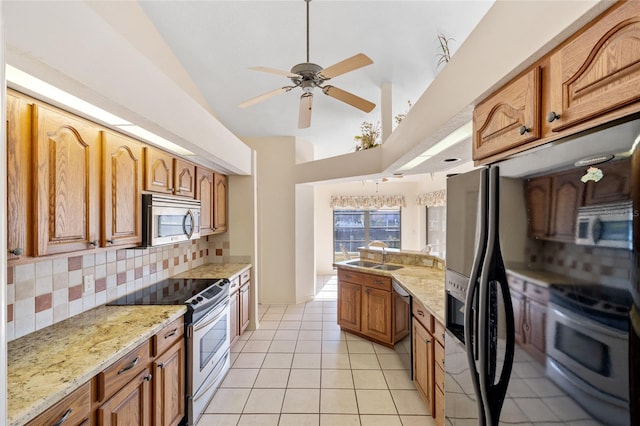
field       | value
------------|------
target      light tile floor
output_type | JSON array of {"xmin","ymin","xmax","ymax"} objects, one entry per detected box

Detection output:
[{"xmin": 197, "ymin": 275, "xmax": 435, "ymax": 426}]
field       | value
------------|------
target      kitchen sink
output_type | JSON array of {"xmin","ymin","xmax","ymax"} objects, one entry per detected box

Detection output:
[
  {"xmin": 372, "ymin": 264, "xmax": 403, "ymax": 271},
  {"xmin": 345, "ymin": 260, "xmax": 380, "ymax": 268}
]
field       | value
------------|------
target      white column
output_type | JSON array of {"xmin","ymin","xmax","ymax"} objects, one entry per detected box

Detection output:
[{"xmin": 381, "ymin": 81, "xmax": 393, "ymax": 142}]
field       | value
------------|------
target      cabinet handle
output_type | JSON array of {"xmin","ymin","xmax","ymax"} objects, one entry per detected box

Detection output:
[
  {"xmin": 546, "ymin": 111, "xmax": 560, "ymax": 122},
  {"xmin": 89, "ymin": 240, "xmax": 98, "ymax": 247},
  {"xmin": 373, "ymin": 280, "xmax": 384, "ymax": 285},
  {"xmin": 106, "ymin": 239, "xmax": 114, "ymax": 245},
  {"xmin": 9, "ymin": 247, "xmax": 23, "ymax": 256},
  {"xmin": 518, "ymin": 125, "xmax": 530, "ymax": 135},
  {"xmin": 417, "ymin": 310, "xmax": 425, "ymax": 317},
  {"xmin": 143, "ymin": 374, "xmax": 153, "ymax": 382},
  {"xmin": 117, "ymin": 356, "xmax": 140, "ymax": 375},
  {"xmin": 164, "ymin": 328, "xmax": 178, "ymax": 339},
  {"xmin": 425, "ymin": 336, "xmax": 432, "ymax": 344},
  {"xmin": 53, "ymin": 408, "xmax": 72, "ymax": 426},
  {"xmin": 157, "ymin": 362, "xmax": 165, "ymax": 369}
]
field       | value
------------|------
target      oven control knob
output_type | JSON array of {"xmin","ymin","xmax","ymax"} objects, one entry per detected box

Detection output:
[
  {"xmin": 197, "ymin": 296, "xmax": 204, "ymax": 302},
  {"xmin": 191, "ymin": 299, "xmax": 199, "ymax": 305}
]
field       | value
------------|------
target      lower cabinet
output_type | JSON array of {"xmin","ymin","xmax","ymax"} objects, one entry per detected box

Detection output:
[
  {"xmin": 97, "ymin": 368, "xmax": 153, "ymax": 426},
  {"xmin": 337, "ymin": 268, "xmax": 408, "ymax": 347},
  {"xmin": 508, "ymin": 273, "xmax": 549, "ymax": 363},
  {"xmin": 412, "ymin": 299, "xmax": 445, "ymax": 426},
  {"xmin": 26, "ymin": 381, "xmax": 92, "ymax": 426},
  {"xmin": 240, "ymin": 281, "xmax": 251, "ymax": 333},
  {"xmin": 154, "ymin": 340, "xmax": 185, "ymax": 426},
  {"xmin": 230, "ymin": 268, "xmax": 252, "ymax": 345},
  {"xmin": 229, "ymin": 281, "xmax": 240, "ymax": 346}
]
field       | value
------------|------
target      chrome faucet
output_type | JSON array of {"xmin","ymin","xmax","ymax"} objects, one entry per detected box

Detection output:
[{"xmin": 382, "ymin": 247, "xmax": 387, "ymax": 264}]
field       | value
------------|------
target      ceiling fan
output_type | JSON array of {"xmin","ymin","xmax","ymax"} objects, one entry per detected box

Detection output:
[{"xmin": 238, "ymin": 0, "xmax": 376, "ymax": 129}]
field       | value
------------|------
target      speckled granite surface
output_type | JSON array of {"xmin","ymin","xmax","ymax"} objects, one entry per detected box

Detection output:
[
  {"xmin": 171, "ymin": 262, "xmax": 251, "ymax": 280},
  {"xmin": 7, "ymin": 305, "xmax": 186, "ymax": 426},
  {"xmin": 336, "ymin": 262, "xmax": 445, "ymax": 324}
]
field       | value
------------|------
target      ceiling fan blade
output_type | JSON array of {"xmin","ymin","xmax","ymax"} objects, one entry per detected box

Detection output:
[
  {"xmin": 319, "ymin": 53, "xmax": 373, "ymax": 79},
  {"xmin": 238, "ymin": 87, "xmax": 290, "ymax": 109},
  {"xmin": 298, "ymin": 93, "xmax": 313, "ymax": 129},
  {"xmin": 322, "ymin": 85, "xmax": 375, "ymax": 113},
  {"xmin": 249, "ymin": 66, "xmax": 301, "ymax": 79}
]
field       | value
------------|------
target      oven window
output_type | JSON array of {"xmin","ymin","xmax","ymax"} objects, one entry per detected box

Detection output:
[
  {"xmin": 157, "ymin": 214, "xmax": 189, "ymax": 237},
  {"xmin": 600, "ymin": 220, "xmax": 631, "ymax": 242},
  {"xmin": 554, "ymin": 322, "xmax": 610, "ymax": 376},
  {"xmin": 200, "ymin": 314, "xmax": 228, "ymax": 371}
]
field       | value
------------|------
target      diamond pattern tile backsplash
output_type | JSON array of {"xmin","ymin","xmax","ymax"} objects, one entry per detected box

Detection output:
[{"xmin": 6, "ymin": 235, "xmax": 232, "ymax": 341}]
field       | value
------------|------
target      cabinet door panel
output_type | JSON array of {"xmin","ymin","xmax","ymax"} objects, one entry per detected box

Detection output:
[
  {"xmin": 26, "ymin": 381, "xmax": 91, "ymax": 426},
  {"xmin": 144, "ymin": 147, "xmax": 174, "ymax": 194},
  {"xmin": 473, "ymin": 68, "xmax": 541, "ymax": 161},
  {"xmin": 33, "ymin": 104, "xmax": 100, "ymax": 255},
  {"xmin": 584, "ymin": 158, "xmax": 631, "ymax": 205},
  {"xmin": 393, "ymin": 292, "xmax": 410, "ymax": 342},
  {"xmin": 98, "ymin": 368, "xmax": 152, "ymax": 426},
  {"xmin": 526, "ymin": 299, "xmax": 547, "ymax": 364},
  {"xmin": 174, "ymin": 158, "xmax": 195, "ymax": 198},
  {"xmin": 213, "ymin": 173, "xmax": 228, "ymax": 233},
  {"xmin": 525, "ymin": 177, "xmax": 551, "ymax": 239},
  {"xmin": 240, "ymin": 283, "xmax": 250, "ymax": 333},
  {"xmin": 196, "ymin": 167, "xmax": 215, "ymax": 235},
  {"xmin": 362, "ymin": 287, "xmax": 392, "ymax": 344},
  {"xmin": 413, "ymin": 318, "xmax": 434, "ymax": 411},
  {"xmin": 338, "ymin": 281, "xmax": 361, "ymax": 332},
  {"xmin": 154, "ymin": 341, "xmax": 185, "ymax": 426},
  {"xmin": 511, "ymin": 290, "xmax": 525, "ymax": 345},
  {"xmin": 229, "ymin": 291, "xmax": 240, "ymax": 345},
  {"xmin": 549, "ymin": 170, "xmax": 584, "ymax": 242},
  {"xmin": 6, "ymin": 91, "xmax": 32, "ymax": 259},
  {"xmin": 549, "ymin": 1, "xmax": 640, "ymax": 132},
  {"xmin": 103, "ymin": 132, "xmax": 143, "ymax": 247}
]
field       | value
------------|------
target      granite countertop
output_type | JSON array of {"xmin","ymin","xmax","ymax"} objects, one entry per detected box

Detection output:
[
  {"xmin": 172, "ymin": 262, "xmax": 251, "ymax": 280},
  {"xmin": 7, "ymin": 305, "xmax": 186, "ymax": 426},
  {"xmin": 506, "ymin": 267, "xmax": 584, "ymax": 288},
  {"xmin": 335, "ymin": 261, "xmax": 445, "ymax": 324}
]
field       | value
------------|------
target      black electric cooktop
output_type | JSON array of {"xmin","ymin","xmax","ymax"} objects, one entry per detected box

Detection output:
[{"xmin": 108, "ymin": 278, "xmax": 225, "ymax": 306}]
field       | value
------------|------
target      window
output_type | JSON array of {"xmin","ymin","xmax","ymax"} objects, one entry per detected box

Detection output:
[
  {"xmin": 334, "ymin": 209, "xmax": 401, "ymax": 261},
  {"xmin": 426, "ymin": 205, "xmax": 446, "ymax": 257}
]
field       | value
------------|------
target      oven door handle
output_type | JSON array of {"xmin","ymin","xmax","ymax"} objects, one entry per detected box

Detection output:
[{"xmin": 193, "ymin": 298, "xmax": 229, "ymax": 332}]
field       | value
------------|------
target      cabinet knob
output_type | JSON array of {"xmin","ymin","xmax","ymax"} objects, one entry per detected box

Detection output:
[
  {"xmin": 9, "ymin": 247, "xmax": 23, "ymax": 256},
  {"xmin": 546, "ymin": 111, "xmax": 560, "ymax": 122},
  {"xmin": 518, "ymin": 125, "xmax": 530, "ymax": 135},
  {"xmin": 143, "ymin": 374, "xmax": 153, "ymax": 382},
  {"xmin": 157, "ymin": 362, "xmax": 165, "ymax": 369},
  {"xmin": 89, "ymin": 240, "xmax": 98, "ymax": 247},
  {"xmin": 106, "ymin": 239, "xmax": 114, "ymax": 245}
]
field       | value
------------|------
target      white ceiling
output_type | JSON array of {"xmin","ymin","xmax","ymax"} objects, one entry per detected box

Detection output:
[{"xmin": 138, "ymin": 0, "xmax": 494, "ymax": 160}]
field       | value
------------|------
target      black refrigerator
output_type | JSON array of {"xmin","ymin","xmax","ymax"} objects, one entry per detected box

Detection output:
[{"xmin": 444, "ymin": 118, "xmax": 640, "ymax": 425}]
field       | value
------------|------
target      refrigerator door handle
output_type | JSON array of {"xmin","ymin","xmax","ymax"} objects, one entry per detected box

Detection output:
[
  {"xmin": 478, "ymin": 166, "xmax": 516, "ymax": 426},
  {"xmin": 464, "ymin": 167, "xmax": 489, "ymax": 425}
]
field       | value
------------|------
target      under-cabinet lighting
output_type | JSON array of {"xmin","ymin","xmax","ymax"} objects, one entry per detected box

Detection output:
[
  {"xmin": 6, "ymin": 65, "xmax": 131, "ymax": 126},
  {"xmin": 398, "ymin": 120, "xmax": 473, "ymax": 171},
  {"xmin": 116, "ymin": 125, "xmax": 195, "ymax": 156}
]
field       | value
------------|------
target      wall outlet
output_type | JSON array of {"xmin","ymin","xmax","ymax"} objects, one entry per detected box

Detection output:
[{"xmin": 83, "ymin": 274, "xmax": 95, "ymax": 293}]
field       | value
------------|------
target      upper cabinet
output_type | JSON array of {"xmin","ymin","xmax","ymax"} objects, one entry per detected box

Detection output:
[
  {"xmin": 102, "ymin": 131, "xmax": 144, "ymax": 247},
  {"xmin": 214, "ymin": 173, "xmax": 228, "ymax": 233},
  {"xmin": 196, "ymin": 167, "xmax": 215, "ymax": 236},
  {"xmin": 583, "ymin": 158, "xmax": 631, "ymax": 205},
  {"xmin": 144, "ymin": 147, "xmax": 196, "ymax": 198},
  {"xmin": 33, "ymin": 103, "xmax": 102, "ymax": 256},
  {"xmin": 473, "ymin": 68, "xmax": 541, "ymax": 161},
  {"xmin": 474, "ymin": 2, "xmax": 640, "ymax": 164},
  {"xmin": 6, "ymin": 90, "xmax": 32, "ymax": 260},
  {"xmin": 548, "ymin": 1, "xmax": 640, "ymax": 132}
]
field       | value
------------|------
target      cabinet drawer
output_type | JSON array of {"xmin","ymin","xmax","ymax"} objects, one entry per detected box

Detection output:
[
  {"xmin": 434, "ymin": 341, "xmax": 445, "ymax": 372},
  {"xmin": 525, "ymin": 283, "xmax": 548, "ymax": 305},
  {"xmin": 229, "ymin": 276, "xmax": 240, "ymax": 294},
  {"xmin": 412, "ymin": 301, "xmax": 433, "ymax": 333},
  {"xmin": 153, "ymin": 316, "xmax": 184, "ymax": 357},
  {"xmin": 98, "ymin": 340, "xmax": 150, "ymax": 402},
  {"xmin": 241, "ymin": 269, "xmax": 251, "ymax": 286},
  {"xmin": 338, "ymin": 269, "xmax": 391, "ymax": 291},
  {"xmin": 434, "ymin": 320, "xmax": 445, "ymax": 346},
  {"xmin": 26, "ymin": 381, "xmax": 91, "ymax": 426},
  {"xmin": 507, "ymin": 274, "xmax": 526, "ymax": 293}
]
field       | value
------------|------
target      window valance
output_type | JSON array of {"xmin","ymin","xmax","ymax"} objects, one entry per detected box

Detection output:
[
  {"xmin": 416, "ymin": 190, "xmax": 446, "ymax": 207},
  {"xmin": 330, "ymin": 195, "xmax": 406, "ymax": 209}
]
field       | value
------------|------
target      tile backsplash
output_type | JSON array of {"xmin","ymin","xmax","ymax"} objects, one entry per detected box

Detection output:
[
  {"xmin": 527, "ymin": 239, "xmax": 632, "ymax": 290},
  {"xmin": 7, "ymin": 235, "xmax": 237, "ymax": 341}
]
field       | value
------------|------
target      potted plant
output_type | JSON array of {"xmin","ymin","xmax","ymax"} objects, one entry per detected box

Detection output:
[{"xmin": 355, "ymin": 121, "xmax": 381, "ymax": 151}]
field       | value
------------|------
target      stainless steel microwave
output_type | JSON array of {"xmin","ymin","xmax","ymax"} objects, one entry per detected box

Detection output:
[
  {"xmin": 141, "ymin": 193, "xmax": 201, "ymax": 247},
  {"xmin": 575, "ymin": 200, "xmax": 633, "ymax": 250}
]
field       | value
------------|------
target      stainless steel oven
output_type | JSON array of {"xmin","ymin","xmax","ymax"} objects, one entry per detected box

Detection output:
[
  {"xmin": 547, "ymin": 284, "xmax": 632, "ymax": 426},
  {"xmin": 141, "ymin": 193, "xmax": 201, "ymax": 247},
  {"xmin": 108, "ymin": 277, "xmax": 230, "ymax": 426}
]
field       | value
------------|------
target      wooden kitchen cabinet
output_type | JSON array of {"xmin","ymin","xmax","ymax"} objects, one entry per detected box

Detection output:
[
  {"xmin": 102, "ymin": 131, "xmax": 144, "ymax": 248},
  {"xmin": 473, "ymin": 67, "xmax": 541, "ymax": 161},
  {"xmin": 6, "ymin": 90, "xmax": 32, "ymax": 260},
  {"xmin": 174, "ymin": 158, "xmax": 196, "ymax": 198},
  {"xmin": 144, "ymin": 147, "xmax": 174, "ymax": 194},
  {"xmin": 526, "ymin": 169, "xmax": 584, "ymax": 242},
  {"xmin": 413, "ymin": 317, "xmax": 434, "ymax": 412},
  {"xmin": 97, "ymin": 367, "xmax": 153, "ymax": 426},
  {"xmin": 213, "ymin": 173, "xmax": 228, "ymax": 233},
  {"xmin": 548, "ymin": 1, "xmax": 640, "ymax": 133},
  {"xmin": 393, "ymin": 291, "xmax": 411, "ymax": 342},
  {"xmin": 33, "ymin": 102, "xmax": 102, "ymax": 256},
  {"xmin": 508, "ymin": 273, "xmax": 549, "ymax": 364},
  {"xmin": 26, "ymin": 380, "xmax": 92, "ymax": 426},
  {"xmin": 338, "ymin": 280, "xmax": 362, "ymax": 332},
  {"xmin": 240, "ymin": 279, "xmax": 251, "ymax": 333},
  {"xmin": 196, "ymin": 167, "xmax": 215, "ymax": 236},
  {"xmin": 361, "ymin": 286, "xmax": 392, "ymax": 344},
  {"xmin": 229, "ymin": 277, "xmax": 240, "ymax": 345},
  {"xmin": 154, "ymin": 340, "xmax": 185, "ymax": 426}
]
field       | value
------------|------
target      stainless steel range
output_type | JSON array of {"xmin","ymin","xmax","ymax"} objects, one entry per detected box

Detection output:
[
  {"xmin": 109, "ymin": 277, "xmax": 230, "ymax": 426},
  {"xmin": 547, "ymin": 283, "xmax": 632, "ymax": 426}
]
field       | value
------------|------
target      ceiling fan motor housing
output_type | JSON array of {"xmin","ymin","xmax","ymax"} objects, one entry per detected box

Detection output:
[{"xmin": 291, "ymin": 63, "xmax": 324, "ymax": 91}]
